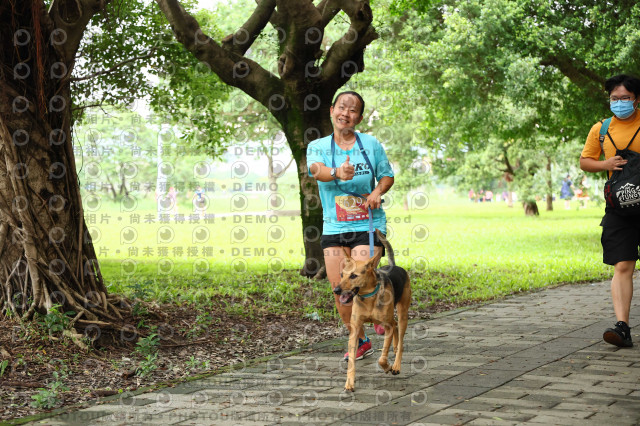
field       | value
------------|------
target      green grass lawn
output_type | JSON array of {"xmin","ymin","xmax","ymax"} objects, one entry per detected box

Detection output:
[{"xmin": 93, "ymin": 193, "xmax": 611, "ymax": 319}]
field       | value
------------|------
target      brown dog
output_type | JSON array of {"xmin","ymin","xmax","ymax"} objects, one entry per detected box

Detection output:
[{"xmin": 333, "ymin": 229, "xmax": 412, "ymax": 392}]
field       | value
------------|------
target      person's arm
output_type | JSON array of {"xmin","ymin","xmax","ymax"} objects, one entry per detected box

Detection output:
[
  {"xmin": 365, "ymin": 138, "xmax": 395, "ymax": 209},
  {"xmin": 580, "ymin": 121, "xmax": 628, "ymax": 174},
  {"xmin": 309, "ymin": 157, "xmax": 355, "ymax": 182},
  {"xmin": 580, "ymin": 155, "xmax": 627, "ymax": 173},
  {"xmin": 309, "ymin": 162, "xmax": 336, "ymax": 182},
  {"xmin": 365, "ymin": 176, "xmax": 394, "ymax": 209}
]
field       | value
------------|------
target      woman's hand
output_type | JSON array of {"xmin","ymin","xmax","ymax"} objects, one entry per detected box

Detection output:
[
  {"xmin": 364, "ymin": 189, "xmax": 382, "ymax": 210},
  {"xmin": 337, "ymin": 155, "xmax": 355, "ymax": 181},
  {"xmin": 604, "ymin": 155, "xmax": 628, "ymax": 171}
]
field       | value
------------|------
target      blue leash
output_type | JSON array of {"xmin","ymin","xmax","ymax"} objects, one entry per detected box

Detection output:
[{"xmin": 331, "ymin": 134, "xmax": 377, "ymax": 258}]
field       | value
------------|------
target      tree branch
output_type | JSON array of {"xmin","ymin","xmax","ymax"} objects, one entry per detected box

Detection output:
[
  {"xmin": 502, "ymin": 149, "xmax": 515, "ymax": 178},
  {"xmin": 274, "ymin": 0, "xmax": 323, "ymax": 79},
  {"xmin": 156, "ymin": 0, "xmax": 284, "ymax": 112},
  {"xmin": 48, "ymin": 0, "xmax": 110, "ymax": 65},
  {"xmin": 275, "ymin": 156, "xmax": 295, "ymax": 178},
  {"xmin": 540, "ymin": 55, "xmax": 605, "ymax": 89},
  {"xmin": 221, "ymin": 0, "xmax": 276, "ymax": 56},
  {"xmin": 320, "ymin": 0, "xmax": 378, "ymax": 92},
  {"xmin": 70, "ymin": 48, "xmax": 158, "ymax": 82},
  {"xmin": 316, "ymin": 0, "xmax": 341, "ymax": 28}
]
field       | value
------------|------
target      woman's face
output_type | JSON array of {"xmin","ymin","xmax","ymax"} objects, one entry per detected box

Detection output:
[{"xmin": 330, "ymin": 94, "xmax": 363, "ymax": 133}]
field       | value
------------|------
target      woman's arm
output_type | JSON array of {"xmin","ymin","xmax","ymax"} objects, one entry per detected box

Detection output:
[
  {"xmin": 309, "ymin": 161, "xmax": 355, "ymax": 182},
  {"xmin": 365, "ymin": 176, "xmax": 394, "ymax": 209}
]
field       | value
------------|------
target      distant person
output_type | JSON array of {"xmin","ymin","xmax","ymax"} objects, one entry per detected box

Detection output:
[
  {"xmin": 579, "ymin": 74, "xmax": 640, "ymax": 348},
  {"xmin": 560, "ymin": 174, "xmax": 574, "ymax": 209},
  {"xmin": 468, "ymin": 189, "xmax": 475, "ymax": 202},
  {"xmin": 577, "ymin": 176, "xmax": 590, "ymax": 208},
  {"xmin": 502, "ymin": 190, "xmax": 508, "ymax": 202},
  {"xmin": 193, "ymin": 185, "xmax": 206, "ymax": 218},
  {"xmin": 485, "ymin": 190, "xmax": 493, "ymax": 202},
  {"xmin": 478, "ymin": 189, "xmax": 485, "ymax": 202}
]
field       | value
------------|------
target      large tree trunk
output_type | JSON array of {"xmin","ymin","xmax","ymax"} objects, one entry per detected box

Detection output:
[
  {"xmin": 523, "ymin": 201, "xmax": 539, "ymax": 216},
  {"xmin": 0, "ymin": 1, "xmax": 125, "ymax": 334}
]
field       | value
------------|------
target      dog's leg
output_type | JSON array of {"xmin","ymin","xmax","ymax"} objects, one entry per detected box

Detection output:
[
  {"xmin": 392, "ymin": 321, "xmax": 399, "ymax": 354},
  {"xmin": 345, "ymin": 316, "xmax": 363, "ymax": 391},
  {"xmin": 391, "ymin": 282, "xmax": 411, "ymax": 375},
  {"xmin": 378, "ymin": 321, "xmax": 395, "ymax": 373}
]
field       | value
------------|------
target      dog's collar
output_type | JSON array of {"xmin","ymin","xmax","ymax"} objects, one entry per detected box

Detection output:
[{"xmin": 358, "ymin": 282, "xmax": 381, "ymax": 299}]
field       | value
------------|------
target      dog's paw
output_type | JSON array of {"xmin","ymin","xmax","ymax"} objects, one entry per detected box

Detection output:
[
  {"xmin": 391, "ymin": 369, "xmax": 400, "ymax": 375},
  {"xmin": 344, "ymin": 380, "xmax": 355, "ymax": 392},
  {"xmin": 378, "ymin": 359, "xmax": 391, "ymax": 373}
]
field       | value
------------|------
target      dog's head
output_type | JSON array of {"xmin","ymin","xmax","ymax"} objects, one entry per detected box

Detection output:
[{"xmin": 333, "ymin": 248, "xmax": 381, "ymax": 304}]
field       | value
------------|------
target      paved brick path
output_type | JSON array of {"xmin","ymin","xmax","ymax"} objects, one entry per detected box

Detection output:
[{"xmin": 29, "ymin": 282, "xmax": 640, "ymax": 425}]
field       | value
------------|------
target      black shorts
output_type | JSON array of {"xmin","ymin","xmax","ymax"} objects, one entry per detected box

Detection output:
[
  {"xmin": 321, "ymin": 231, "xmax": 385, "ymax": 256},
  {"xmin": 600, "ymin": 210, "xmax": 640, "ymax": 265}
]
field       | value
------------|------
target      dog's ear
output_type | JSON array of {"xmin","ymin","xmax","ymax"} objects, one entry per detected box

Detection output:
[
  {"xmin": 365, "ymin": 249, "xmax": 383, "ymax": 270},
  {"xmin": 341, "ymin": 247, "xmax": 351, "ymax": 260}
]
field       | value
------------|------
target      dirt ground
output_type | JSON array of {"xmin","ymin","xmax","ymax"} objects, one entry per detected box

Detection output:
[{"xmin": 0, "ymin": 296, "xmax": 468, "ymax": 421}]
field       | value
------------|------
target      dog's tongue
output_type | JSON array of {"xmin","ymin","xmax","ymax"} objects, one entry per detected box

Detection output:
[{"xmin": 339, "ymin": 293, "xmax": 351, "ymax": 304}]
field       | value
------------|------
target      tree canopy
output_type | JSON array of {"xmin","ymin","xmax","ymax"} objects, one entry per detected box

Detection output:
[{"xmin": 372, "ymin": 0, "xmax": 640, "ymax": 210}]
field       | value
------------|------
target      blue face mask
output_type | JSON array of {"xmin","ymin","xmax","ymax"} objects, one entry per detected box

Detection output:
[{"xmin": 610, "ymin": 99, "xmax": 637, "ymax": 119}]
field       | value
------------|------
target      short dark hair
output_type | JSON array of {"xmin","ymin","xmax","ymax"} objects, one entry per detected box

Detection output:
[
  {"xmin": 605, "ymin": 74, "xmax": 640, "ymax": 97},
  {"xmin": 332, "ymin": 91, "xmax": 365, "ymax": 116}
]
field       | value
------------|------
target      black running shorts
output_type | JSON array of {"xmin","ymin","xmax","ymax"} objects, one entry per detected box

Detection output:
[
  {"xmin": 321, "ymin": 231, "xmax": 386, "ymax": 256},
  {"xmin": 600, "ymin": 210, "xmax": 640, "ymax": 265}
]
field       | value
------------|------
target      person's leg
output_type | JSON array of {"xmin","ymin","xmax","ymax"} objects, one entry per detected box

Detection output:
[
  {"xmin": 351, "ymin": 245, "xmax": 383, "ymax": 266},
  {"xmin": 601, "ymin": 213, "xmax": 636, "ymax": 347},
  {"xmin": 612, "ymin": 260, "xmax": 635, "ymax": 325},
  {"xmin": 352, "ymin": 245, "xmax": 384, "ymax": 335},
  {"xmin": 604, "ymin": 258, "xmax": 634, "ymax": 347},
  {"xmin": 324, "ymin": 246, "xmax": 365, "ymax": 340}
]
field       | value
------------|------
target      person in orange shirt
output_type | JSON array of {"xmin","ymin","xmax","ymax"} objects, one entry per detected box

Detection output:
[{"xmin": 580, "ymin": 74, "xmax": 640, "ymax": 348}]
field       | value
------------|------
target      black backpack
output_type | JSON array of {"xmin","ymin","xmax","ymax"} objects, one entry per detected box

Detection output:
[{"xmin": 600, "ymin": 117, "xmax": 640, "ymax": 215}]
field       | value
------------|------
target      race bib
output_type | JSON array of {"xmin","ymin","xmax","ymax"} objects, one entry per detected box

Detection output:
[{"xmin": 335, "ymin": 194, "xmax": 369, "ymax": 221}]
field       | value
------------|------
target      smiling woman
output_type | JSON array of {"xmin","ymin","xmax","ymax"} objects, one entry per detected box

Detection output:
[{"xmin": 307, "ymin": 91, "xmax": 395, "ymax": 360}]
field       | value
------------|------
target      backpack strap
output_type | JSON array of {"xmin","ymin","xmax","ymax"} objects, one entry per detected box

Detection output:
[{"xmin": 599, "ymin": 117, "xmax": 612, "ymax": 152}]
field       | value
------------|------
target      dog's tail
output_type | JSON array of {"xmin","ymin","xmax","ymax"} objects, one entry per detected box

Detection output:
[{"xmin": 375, "ymin": 229, "xmax": 395, "ymax": 268}]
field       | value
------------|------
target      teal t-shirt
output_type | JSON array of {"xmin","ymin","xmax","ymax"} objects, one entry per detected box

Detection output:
[{"xmin": 306, "ymin": 133, "xmax": 394, "ymax": 235}]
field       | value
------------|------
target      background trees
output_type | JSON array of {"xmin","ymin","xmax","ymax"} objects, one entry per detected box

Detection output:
[
  {"xmin": 156, "ymin": 0, "xmax": 379, "ymax": 276},
  {"xmin": 370, "ymin": 0, "xmax": 640, "ymax": 213}
]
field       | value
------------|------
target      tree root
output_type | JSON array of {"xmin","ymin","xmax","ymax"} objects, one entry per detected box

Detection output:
[
  {"xmin": 63, "ymin": 329, "xmax": 89, "ymax": 351},
  {"xmin": 312, "ymin": 265, "xmax": 327, "ymax": 280}
]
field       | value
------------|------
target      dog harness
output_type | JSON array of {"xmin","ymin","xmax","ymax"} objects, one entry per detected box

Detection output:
[{"xmin": 331, "ymin": 133, "xmax": 378, "ymax": 258}]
